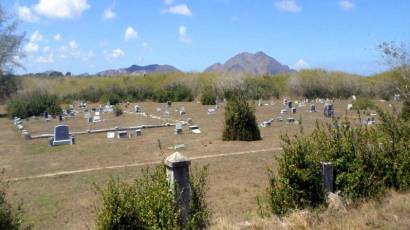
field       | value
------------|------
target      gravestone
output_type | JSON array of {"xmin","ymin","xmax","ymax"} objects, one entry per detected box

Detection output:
[
  {"xmin": 44, "ymin": 111, "xmax": 49, "ymax": 119},
  {"xmin": 309, "ymin": 104, "xmax": 316, "ymax": 112},
  {"xmin": 261, "ymin": 120, "xmax": 272, "ymax": 127},
  {"xmin": 207, "ymin": 108, "xmax": 217, "ymax": 115},
  {"xmin": 321, "ymin": 162, "xmax": 334, "ymax": 192},
  {"xmin": 117, "ymin": 130, "xmax": 128, "ymax": 139},
  {"xmin": 291, "ymin": 107, "xmax": 297, "ymax": 113},
  {"xmin": 135, "ymin": 105, "xmax": 141, "ymax": 113},
  {"xmin": 167, "ymin": 101, "xmax": 172, "ymax": 107},
  {"xmin": 280, "ymin": 109, "xmax": 288, "ymax": 114},
  {"xmin": 175, "ymin": 123, "xmax": 183, "ymax": 135},
  {"xmin": 135, "ymin": 128, "xmax": 142, "ymax": 136},
  {"xmin": 164, "ymin": 152, "xmax": 191, "ymax": 227},
  {"xmin": 59, "ymin": 115, "xmax": 63, "ymax": 122},
  {"xmin": 324, "ymin": 104, "xmax": 334, "ymax": 118},
  {"xmin": 49, "ymin": 124, "xmax": 74, "ymax": 146},
  {"xmin": 287, "ymin": 101, "xmax": 293, "ymax": 109},
  {"xmin": 347, "ymin": 104, "xmax": 353, "ymax": 110},
  {"xmin": 189, "ymin": 125, "xmax": 201, "ymax": 134},
  {"xmin": 107, "ymin": 132, "xmax": 115, "ymax": 139}
]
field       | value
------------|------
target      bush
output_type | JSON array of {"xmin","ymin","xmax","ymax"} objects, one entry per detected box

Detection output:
[
  {"xmin": 352, "ymin": 97, "xmax": 374, "ymax": 110},
  {"xmin": 222, "ymin": 90, "xmax": 261, "ymax": 141},
  {"xmin": 400, "ymin": 100, "xmax": 410, "ymax": 121},
  {"xmin": 100, "ymin": 93, "xmax": 121, "ymax": 105},
  {"xmin": 113, "ymin": 105, "xmax": 123, "ymax": 116},
  {"xmin": 0, "ymin": 171, "xmax": 29, "ymax": 230},
  {"xmin": 261, "ymin": 110, "xmax": 410, "ymax": 216},
  {"xmin": 96, "ymin": 165, "xmax": 210, "ymax": 230},
  {"xmin": 7, "ymin": 91, "xmax": 62, "ymax": 118},
  {"xmin": 200, "ymin": 86, "xmax": 217, "ymax": 105},
  {"xmin": 152, "ymin": 84, "xmax": 193, "ymax": 103}
]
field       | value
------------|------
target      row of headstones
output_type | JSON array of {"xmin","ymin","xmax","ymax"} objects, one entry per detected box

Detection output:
[{"xmin": 13, "ymin": 117, "xmax": 31, "ymax": 139}]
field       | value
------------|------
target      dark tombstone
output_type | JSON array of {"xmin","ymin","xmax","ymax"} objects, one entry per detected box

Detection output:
[
  {"xmin": 44, "ymin": 111, "xmax": 49, "ymax": 119},
  {"xmin": 287, "ymin": 101, "xmax": 292, "ymax": 109},
  {"xmin": 309, "ymin": 104, "xmax": 316, "ymax": 112},
  {"xmin": 59, "ymin": 115, "xmax": 63, "ymax": 122},
  {"xmin": 167, "ymin": 101, "xmax": 172, "ymax": 107},
  {"xmin": 321, "ymin": 162, "xmax": 334, "ymax": 192},
  {"xmin": 55, "ymin": 125, "xmax": 70, "ymax": 141},
  {"xmin": 324, "ymin": 104, "xmax": 334, "ymax": 118},
  {"xmin": 291, "ymin": 107, "xmax": 297, "ymax": 113},
  {"xmin": 117, "ymin": 130, "xmax": 128, "ymax": 139}
]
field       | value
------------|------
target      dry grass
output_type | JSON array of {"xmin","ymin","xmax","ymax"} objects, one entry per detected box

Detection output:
[
  {"xmin": 212, "ymin": 191, "xmax": 410, "ymax": 230},
  {"xmin": 0, "ymin": 99, "xmax": 401, "ymax": 229}
]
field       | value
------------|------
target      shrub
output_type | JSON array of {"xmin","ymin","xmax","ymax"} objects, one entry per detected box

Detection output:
[
  {"xmin": 200, "ymin": 86, "xmax": 217, "ymax": 105},
  {"xmin": 400, "ymin": 100, "xmax": 410, "ymax": 121},
  {"xmin": 222, "ymin": 90, "xmax": 261, "ymax": 141},
  {"xmin": 100, "ymin": 93, "xmax": 121, "ymax": 105},
  {"xmin": 261, "ymin": 109, "xmax": 410, "ymax": 216},
  {"xmin": 7, "ymin": 91, "xmax": 62, "ymax": 118},
  {"xmin": 0, "ymin": 171, "xmax": 29, "ymax": 230},
  {"xmin": 352, "ymin": 97, "xmax": 374, "ymax": 110},
  {"xmin": 113, "ymin": 105, "xmax": 123, "ymax": 116},
  {"xmin": 95, "ymin": 165, "xmax": 210, "ymax": 230}
]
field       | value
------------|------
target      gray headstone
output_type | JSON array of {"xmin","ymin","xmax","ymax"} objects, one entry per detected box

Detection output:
[{"xmin": 164, "ymin": 152, "xmax": 191, "ymax": 227}]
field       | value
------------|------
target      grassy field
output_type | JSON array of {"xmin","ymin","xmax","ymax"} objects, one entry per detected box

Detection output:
[{"xmin": 0, "ymin": 99, "xmax": 403, "ymax": 229}]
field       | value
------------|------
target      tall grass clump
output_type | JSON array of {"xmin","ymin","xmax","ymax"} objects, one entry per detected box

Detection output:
[
  {"xmin": 95, "ymin": 165, "xmax": 210, "ymax": 230},
  {"xmin": 352, "ymin": 97, "xmax": 375, "ymax": 110},
  {"xmin": 222, "ymin": 90, "xmax": 261, "ymax": 141},
  {"xmin": 259, "ymin": 109, "xmax": 410, "ymax": 216},
  {"xmin": 7, "ymin": 90, "xmax": 62, "ymax": 118},
  {"xmin": 200, "ymin": 86, "xmax": 217, "ymax": 105}
]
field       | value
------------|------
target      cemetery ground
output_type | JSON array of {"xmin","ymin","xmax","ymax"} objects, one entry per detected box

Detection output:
[{"xmin": 0, "ymin": 99, "xmax": 407, "ymax": 229}]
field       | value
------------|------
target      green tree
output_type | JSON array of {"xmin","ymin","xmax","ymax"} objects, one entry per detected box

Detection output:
[
  {"xmin": 0, "ymin": 5, "xmax": 24, "ymax": 101},
  {"xmin": 222, "ymin": 90, "xmax": 261, "ymax": 141}
]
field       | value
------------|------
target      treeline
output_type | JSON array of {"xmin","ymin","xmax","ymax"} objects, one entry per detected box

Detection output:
[{"xmin": 4, "ymin": 69, "xmax": 401, "ymax": 118}]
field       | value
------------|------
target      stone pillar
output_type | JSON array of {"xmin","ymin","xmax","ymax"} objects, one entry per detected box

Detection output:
[
  {"xmin": 164, "ymin": 152, "xmax": 191, "ymax": 227},
  {"xmin": 321, "ymin": 162, "xmax": 334, "ymax": 192}
]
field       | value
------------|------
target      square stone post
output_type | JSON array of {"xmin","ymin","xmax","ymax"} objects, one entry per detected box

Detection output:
[
  {"xmin": 321, "ymin": 162, "xmax": 334, "ymax": 193},
  {"xmin": 164, "ymin": 152, "xmax": 191, "ymax": 227}
]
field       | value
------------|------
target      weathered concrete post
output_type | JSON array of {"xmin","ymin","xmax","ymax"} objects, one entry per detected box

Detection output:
[
  {"xmin": 164, "ymin": 152, "xmax": 191, "ymax": 227},
  {"xmin": 321, "ymin": 162, "xmax": 334, "ymax": 192}
]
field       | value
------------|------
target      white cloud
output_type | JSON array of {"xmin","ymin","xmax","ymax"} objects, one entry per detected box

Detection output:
[
  {"xmin": 43, "ymin": 46, "xmax": 50, "ymax": 53},
  {"xmin": 30, "ymin": 30, "xmax": 43, "ymax": 42},
  {"xmin": 165, "ymin": 4, "xmax": 192, "ymax": 16},
  {"xmin": 53, "ymin": 34, "xmax": 62, "ymax": 41},
  {"xmin": 339, "ymin": 0, "xmax": 355, "ymax": 10},
  {"xmin": 111, "ymin": 48, "xmax": 125, "ymax": 58},
  {"xmin": 24, "ymin": 42, "xmax": 39, "ymax": 53},
  {"xmin": 293, "ymin": 59, "xmax": 310, "ymax": 70},
  {"xmin": 124, "ymin": 27, "xmax": 138, "ymax": 41},
  {"xmin": 164, "ymin": 0, "xmax": 174, "ymax": 5},
  {"xmin": 35, "ymin": 53, "xmax": 54, "ymax": 63},
  {"xmin": 178, "ymin": 25, "xmax": 191, "ymax": 43},
  {"xmin": 34, "ymin": 0, "xmax": 90, "ymax": 19},
  {"xmin": 68, "ymin": 40, "xmax": 77, "ymax": 49},
  {"xmin": 275, "ymin": 0, "xmax": 301, "ymax": 13},
  {"xmin": 18, "ymin": 6, "xmax": 39, "ymax": 22},
  {"xmin": 102, "ymin": 7, "xmax": 115, "ymax": 20}
]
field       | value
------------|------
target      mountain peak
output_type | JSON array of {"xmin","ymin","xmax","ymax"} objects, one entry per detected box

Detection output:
[
  {"xmin": 97, "ymin": 64, "xmax": 180, "ymax": 76},
  {"xmin": 205, "ymin": 51, "xmax": 293, "ymax": 75}
]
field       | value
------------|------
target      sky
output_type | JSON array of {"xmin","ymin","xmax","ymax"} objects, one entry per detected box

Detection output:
[{"xmin": 4, "ymin": 0, "xmax": 410, "ymax": 76}]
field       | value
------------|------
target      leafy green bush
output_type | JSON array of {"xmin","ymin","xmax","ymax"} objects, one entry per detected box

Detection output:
[
  {"xmin": 100, "ymin": 93, "xmax": 121, "ymax": 105},
  {"xmin": 96, "ymin": 165, "xmax": 210, "ymax": 230},
  {"xmin": 261, "ymin": 109, "xmax": 410, "ymax": 216},
  {"xmin": 7, "ymin": 91, "xmax": 62, "ymax": 118},
  {"xmin": 352, "ymin": 97, "xmax": 374, "ymax": 110},
  {"xmin": 0, "ymin": 171, "xmax": 29, "ymax": 230},
  {"xmin": 200, "ymin": 86, "xmax": 217, "ymax": 105},
  {"xmin": 113, "ymin": 105, "xmax": 123, "ymax": 116},
  {"xmin": 400, "ymin": 100, "xmax": 410, "ymax": 121},
  {"xmin": 222, "ymin": 90, "xmax": 261, "ymax": 141},
  {"xmin": 152, "ymin": 84, "xmax": 193, "ymax": 103}
]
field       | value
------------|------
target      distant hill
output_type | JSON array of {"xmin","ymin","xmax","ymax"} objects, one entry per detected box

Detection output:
[
  {"xmin": 96, "ymin": 64, "xmax": 181, "ymax": 76},
  {"xmin": 204, "ymin": 51, "xmax": 293, "ymax": 75}
]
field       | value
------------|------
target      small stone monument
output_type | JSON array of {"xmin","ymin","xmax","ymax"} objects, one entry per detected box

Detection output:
[
  {"xmin": 321, "ymin": 162, "xmax": 334, "ymax": 192},
  {"xmin": 164, "ymin": 152, "xmax": 191, "ymax": 227}
]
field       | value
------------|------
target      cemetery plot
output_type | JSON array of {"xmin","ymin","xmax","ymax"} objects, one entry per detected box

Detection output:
[{"xmin": 0, "ymin": 99, "xmax": 397, "ymax": 229}]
